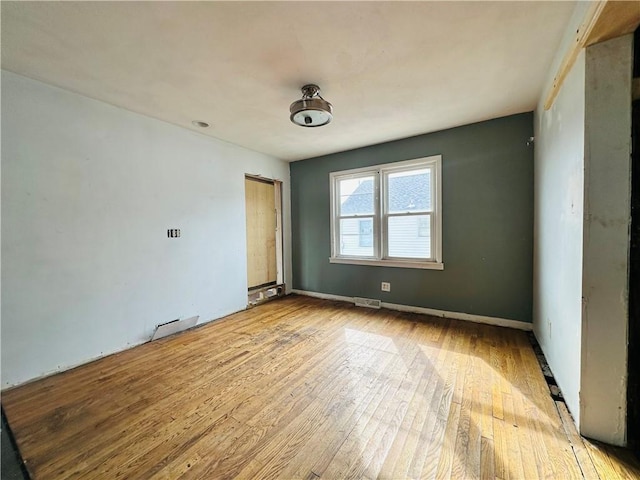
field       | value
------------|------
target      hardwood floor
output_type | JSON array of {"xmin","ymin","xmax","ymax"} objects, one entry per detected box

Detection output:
[{"xmin": 2, "ymin": 295, "xmax": 639, "ymax": 479}]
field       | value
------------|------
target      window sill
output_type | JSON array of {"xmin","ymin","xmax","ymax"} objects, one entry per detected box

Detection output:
[{"xmin": 329, "ymin": 257, "xmax": 444, "ymax": 270}]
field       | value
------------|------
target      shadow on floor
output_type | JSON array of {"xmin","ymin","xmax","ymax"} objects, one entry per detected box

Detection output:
[
  {"xmin": 583, "ymin": 437, "xmax": 640, "ymax": 479},
  {"xmin": 1, "ymin": 411, "xmax": 28, "ymax": 480}
]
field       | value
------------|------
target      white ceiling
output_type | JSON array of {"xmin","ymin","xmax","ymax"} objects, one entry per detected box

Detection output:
[{"xmin": 2, "ymin": 1, "xmax": 575, "ymax": 161}]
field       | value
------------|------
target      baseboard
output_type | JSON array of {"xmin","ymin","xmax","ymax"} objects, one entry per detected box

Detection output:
[
  {"xmin": 290, "ymin": 289, "xmax": 533, "ymax": 331},
  {"xmin": 291, "ymin": 289, "xmax": 352, "ymax": 303}
]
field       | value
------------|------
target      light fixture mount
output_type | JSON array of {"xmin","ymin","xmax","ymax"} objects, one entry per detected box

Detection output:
[{"xmin": 290, "ymin": 84, "xmax": 333, "ymax": 127}]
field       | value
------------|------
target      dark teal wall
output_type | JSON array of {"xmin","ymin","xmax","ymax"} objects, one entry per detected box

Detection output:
[{"xmin": 290, "ymin": 112, "xmax": 534, "ymax": 322}]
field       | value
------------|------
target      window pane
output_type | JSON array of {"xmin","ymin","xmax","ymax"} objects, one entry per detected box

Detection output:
[
  {"xmin": 359, "ymin": 218, "xmax": 373, "ymax": 247},
  {"xmin": 340, "ymin": 218, "xmax": 374, "ymax": 256},
  {"xmin": 339, "ymin": 176, "xmax": 374, "ymax": 216},
  {"xmin": 387, "ymin": 215, "xmax": 431, "ymax": 259},
  {"xmin": 387, "ymin": 169, "xmax": 431, "ymax": 213}
]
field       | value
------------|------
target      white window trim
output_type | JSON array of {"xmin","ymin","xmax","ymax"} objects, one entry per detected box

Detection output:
[{"xmin": 329, "ymin": 155, "xmax": 443, "ymax": 270}]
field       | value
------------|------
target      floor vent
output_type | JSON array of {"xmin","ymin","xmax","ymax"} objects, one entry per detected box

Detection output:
[{"xmin": 354, "ymin": 297, "xmax": 381, "ymax": 309}]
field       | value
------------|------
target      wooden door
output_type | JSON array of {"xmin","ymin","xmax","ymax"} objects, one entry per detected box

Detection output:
[{"xmin": 245, "ymin": 177, "xmax": 277, "ymax": 289}]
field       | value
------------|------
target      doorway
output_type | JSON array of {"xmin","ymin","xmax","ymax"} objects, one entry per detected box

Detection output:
[{"xmin": 244, "ymin": 175, "xmax": 284, "ymax": 304}]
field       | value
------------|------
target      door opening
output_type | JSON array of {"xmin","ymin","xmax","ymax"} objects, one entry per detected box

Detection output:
[{"xmin": 244, "ymin": 175, "xmax": 284, "ymax": 305}]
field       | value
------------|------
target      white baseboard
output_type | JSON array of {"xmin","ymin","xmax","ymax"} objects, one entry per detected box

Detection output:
[
  {"xmin": 291, "ymin": 289, "xmax": 532, "ymax": 331},
  {"xmin": 291, "ymin": 289, "xmax": 352, "ymax": 303}
]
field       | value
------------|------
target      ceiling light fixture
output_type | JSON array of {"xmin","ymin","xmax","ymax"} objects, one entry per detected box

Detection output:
[{"xmin": 290, "ymin": 84, "xmax": 333, "ymax": 127}]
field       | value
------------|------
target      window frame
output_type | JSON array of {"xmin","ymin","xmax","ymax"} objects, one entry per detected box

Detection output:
[{"xmin": 329, "ymin": 155, "xmax": 443, "ymax": 270}]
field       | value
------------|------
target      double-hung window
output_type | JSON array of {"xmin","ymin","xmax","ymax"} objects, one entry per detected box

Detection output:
[{"xmin": 330, "ymin": 155, "xmax": 443, "ymax": 270}]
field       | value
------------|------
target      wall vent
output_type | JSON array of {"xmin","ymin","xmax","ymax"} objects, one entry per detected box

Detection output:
[
  {"xmin": 151, "ymin": 315, "xmax": 199, "ymax": 341},
  {"xmin": 354, "ymin": 297, "xmax": 381, "ymax": 309}
]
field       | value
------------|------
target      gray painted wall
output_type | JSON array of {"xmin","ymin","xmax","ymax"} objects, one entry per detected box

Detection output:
[{"xmin": 291, "ymin": 113, "xmax": 533, "ymax": 322}]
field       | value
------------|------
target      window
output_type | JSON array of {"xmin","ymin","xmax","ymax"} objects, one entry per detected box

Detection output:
[{"xmin": 330, "ymin": 155, "xmax": 443, "ymax": 270}]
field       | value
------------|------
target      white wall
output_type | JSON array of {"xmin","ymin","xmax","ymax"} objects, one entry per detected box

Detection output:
[
  {"xmin": 533, "ymin": 49, "xmax": 586, "ymax": 426},
  {"xmin": 1, "ymin": 70, "xmax": 292, "ymax": 387},
  {"xmin": 580, "ymin": 34, "xmax": 632, "ymax": 445},
  {"xmin": 534, "ymin": 0, "xmax": 633, "ymax": 445}
]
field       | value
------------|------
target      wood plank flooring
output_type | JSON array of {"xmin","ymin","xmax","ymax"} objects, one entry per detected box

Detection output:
[{"xmin": 2, "ymin": 295, "xmax": 639, "ymax": 479}]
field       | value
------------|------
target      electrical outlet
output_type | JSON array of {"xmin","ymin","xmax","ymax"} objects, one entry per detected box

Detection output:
[{"xmin": 381, "ymin": 282, "xmax": 391, "ymax": 292}]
